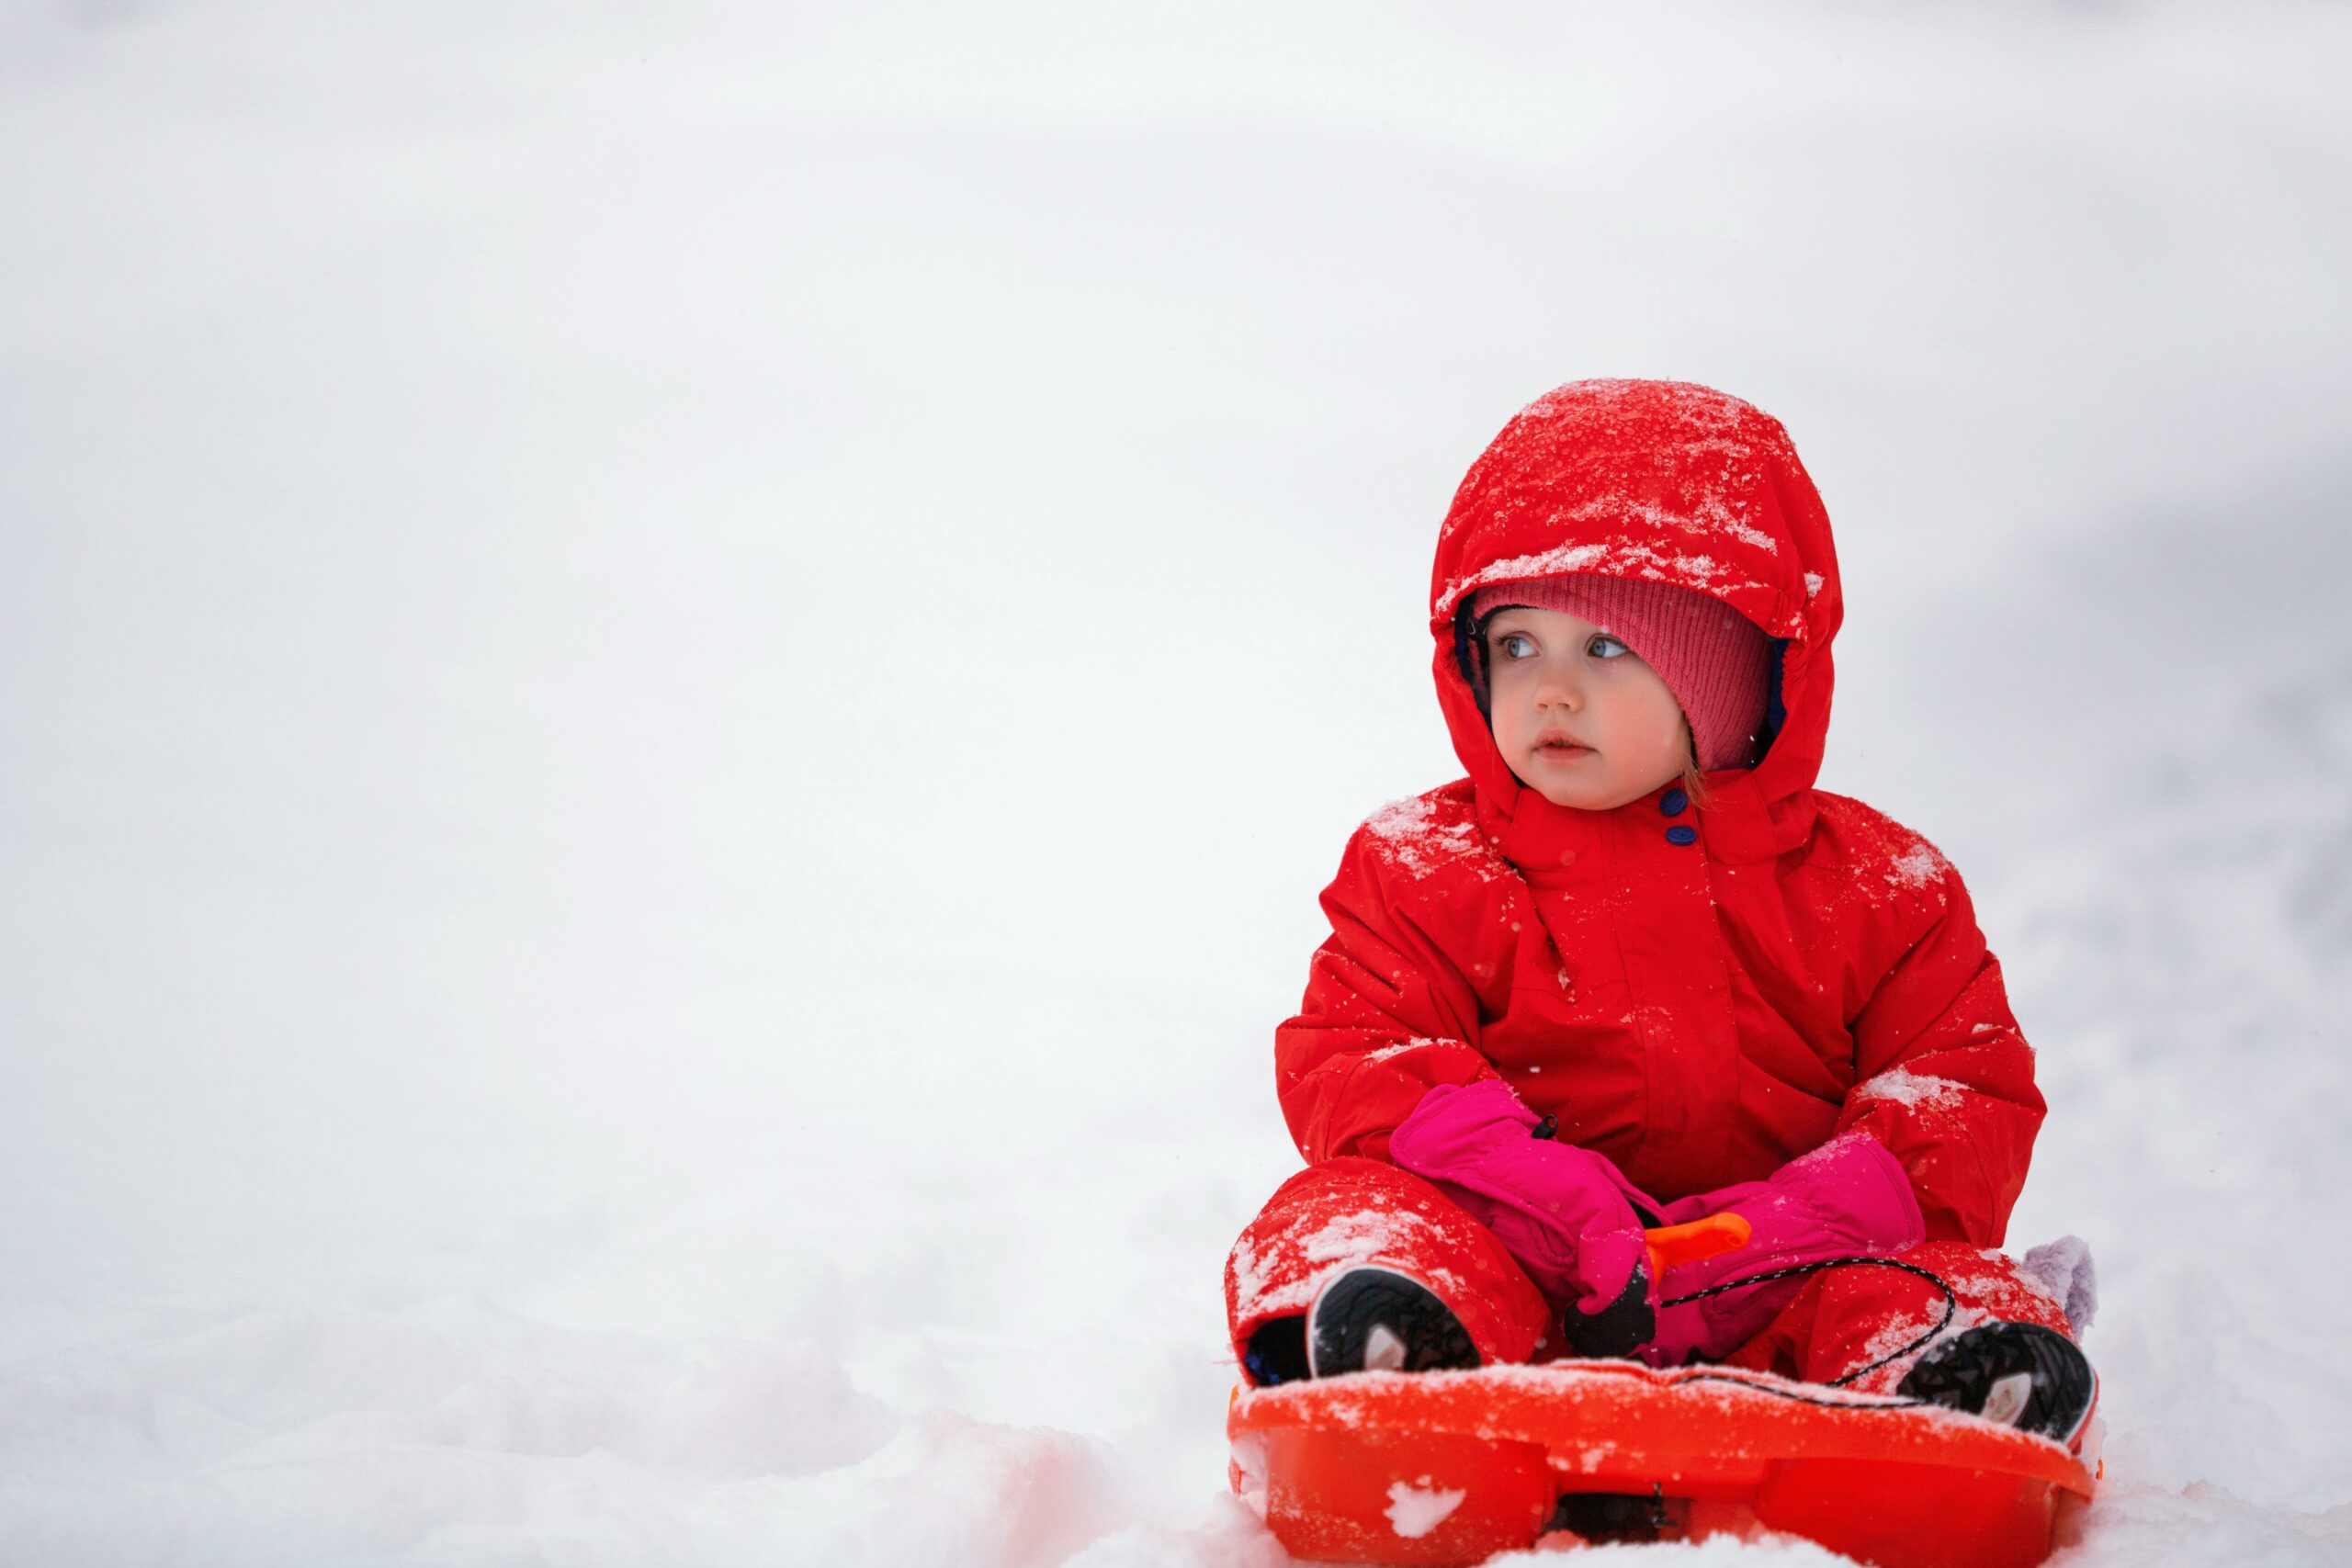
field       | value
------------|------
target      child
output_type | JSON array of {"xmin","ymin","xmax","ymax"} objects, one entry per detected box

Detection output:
[{"xmin": 1225, "ymin": 379, "xmax": 2096, "ymax": 1446}]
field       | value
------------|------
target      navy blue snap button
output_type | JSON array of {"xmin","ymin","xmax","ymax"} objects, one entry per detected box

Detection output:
[
  {"xmin": 1660, "ymin": 788, "xmax": 1689, "ymax": 817},
  {"xmin": 1665, "ymin": 825, "xmax": 1698, "ymax": 846}
]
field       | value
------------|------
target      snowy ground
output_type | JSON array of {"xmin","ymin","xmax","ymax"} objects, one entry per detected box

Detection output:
[{"xmin": 5, "ymin": 4, "xmax": 2351, "ymax": 1563}]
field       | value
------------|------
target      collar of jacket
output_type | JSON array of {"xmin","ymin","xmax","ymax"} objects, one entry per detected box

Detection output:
[{"xmin": 1473, "ymin": 769, "xmax": 1798, "ymax": 872}]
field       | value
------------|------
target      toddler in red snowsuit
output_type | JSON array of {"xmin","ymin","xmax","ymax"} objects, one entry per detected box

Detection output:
[{"xmin": 1225, "ymin": 380, "xmax": 2096, "ymax": 1445}]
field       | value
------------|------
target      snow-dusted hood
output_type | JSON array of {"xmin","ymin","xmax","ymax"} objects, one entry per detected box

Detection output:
[{"xmin": 1429, "ymin": 379, "xmax": 1844, "ymax": 832}]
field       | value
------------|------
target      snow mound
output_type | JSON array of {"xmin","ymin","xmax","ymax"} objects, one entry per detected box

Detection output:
[{"xmin": 0, "ymin": 1302, "xmax": 1138, "ymax": 1567}]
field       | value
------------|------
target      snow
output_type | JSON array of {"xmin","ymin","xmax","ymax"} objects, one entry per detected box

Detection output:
[
  {"xmin": 1361, "ymin": 795, "xmax": 1471, "ymax": 873},
  {"xmin": 1850, "ymin": 1067, "xmax": 1969, "ymax": 1114},
  {"xmin": 1234, "ymin": 1211, "xmax": 1469, "ymax": 1324},
  {"xmin": 1362, "ymin": 791, "xmax": 1501, "ymax": 883},
  {"xmin": 1301, "ymin": 1215, "xmax": 1419, "ymax": 1266},
  {"xmin": 6, "ymin": 3, "xmax": 2352, "ymax": 1564},
  {"xmin": 1886, "ymin": 843, "xmax": 1948, "ymax": 891},
  {"xmin": 1438, "ymin": 539, "xmax": 1754, "ymax": 619},
  {"xmin": 1384, "ymin": 1478, "xmax": 1467, "ymax": 1540}
]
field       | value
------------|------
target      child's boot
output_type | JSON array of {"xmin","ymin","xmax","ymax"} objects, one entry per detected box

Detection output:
[
  {"xmin": 1896, "ymin": 1322, "xmax": 2098, "ymax": 1447},
  {"xmin": 1305, "ymin": 1265, "xmax": 1481, "ymax": 1378}
]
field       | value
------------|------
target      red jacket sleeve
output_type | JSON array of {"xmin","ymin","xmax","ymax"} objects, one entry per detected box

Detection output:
[
  {"xmin": 1834, "ymin": 862, "xmax": 2045, "ymax": 1246},
  {"xmin": 1275, "ymin": 824, "xmax": 1498, "ymax": 1164}
]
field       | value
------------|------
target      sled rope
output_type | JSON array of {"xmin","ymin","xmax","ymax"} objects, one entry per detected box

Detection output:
[
  {"xmin": 1667, "ymin": 1371, "xmax": 1930, "ymax": 1411},
  {"xmin": 1657, "ymin": 1255, "xmax": 1961, "ymax": 1396}
]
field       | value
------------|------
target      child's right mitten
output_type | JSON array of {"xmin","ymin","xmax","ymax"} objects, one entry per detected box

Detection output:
[{"xmin": 1389, "ymin": 1079, "xmax": 1658, "ymax": 1354}]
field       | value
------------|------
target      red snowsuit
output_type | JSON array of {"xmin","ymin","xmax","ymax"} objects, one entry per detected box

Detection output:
[{"xmin": 1226, "ymin": 381, "xmax": 2072, "ymax": 1388}]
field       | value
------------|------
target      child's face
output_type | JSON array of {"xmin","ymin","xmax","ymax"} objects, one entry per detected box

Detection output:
[{"xmin": 1483, "ymin": 605, "xmax": 1691, "ymax": 810}]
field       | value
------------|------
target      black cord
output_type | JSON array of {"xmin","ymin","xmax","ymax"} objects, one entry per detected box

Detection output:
[
  {"xmin": 1656, "ymin": 1255, "xmax": 1959, "ymax": 1390},
  {"xmin": 1668, "ymin": 1371, "xmax": 1931, "ymax": 1410}
]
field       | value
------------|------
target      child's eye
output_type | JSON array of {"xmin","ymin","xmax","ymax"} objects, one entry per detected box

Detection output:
[
  {"xmin": 1588, "ymin": 634, "xmax": 1632, "ymax": 660},
  {"xmin": 1496, "ymin": 632, "xmax": 1537, "ymax": 660}
]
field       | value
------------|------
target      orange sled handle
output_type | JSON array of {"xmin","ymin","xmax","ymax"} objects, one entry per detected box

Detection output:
[{"xmin": 1644, "ymin": 1212, "xmax": 1752, "ymax": 1280}]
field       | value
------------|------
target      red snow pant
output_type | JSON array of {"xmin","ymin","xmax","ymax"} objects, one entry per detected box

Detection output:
[{"xmin": 1225, "ymin": 1157, "xmax": 2074, "ymax": 1393}]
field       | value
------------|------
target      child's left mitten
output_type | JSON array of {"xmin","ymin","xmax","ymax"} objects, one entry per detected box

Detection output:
[{"xmin": 1640, "ymin": 1130, "xmax": 1928, "ymax": 1367}]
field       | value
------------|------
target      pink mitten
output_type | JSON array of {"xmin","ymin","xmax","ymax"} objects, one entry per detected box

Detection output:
[
  {"xmin": 1639, "ymin": 1131, "xmax": 1927, "ymax": 1368},
  {"xmin": 1390, "ymin": 1080, "xmax": 1658, "ymax": 1348}
]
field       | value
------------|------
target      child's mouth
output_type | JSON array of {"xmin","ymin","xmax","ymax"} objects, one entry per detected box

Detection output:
[{"xmin": 1535, "ymin": 740, "xmax": 1593, "ymax": 761}]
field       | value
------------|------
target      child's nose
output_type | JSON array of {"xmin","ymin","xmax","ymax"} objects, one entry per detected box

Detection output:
[{"xmin": 1535, "ymin": 663, "xmax": 1584, "ymax": 710}]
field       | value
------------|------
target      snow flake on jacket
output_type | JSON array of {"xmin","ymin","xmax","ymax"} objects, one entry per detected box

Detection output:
[{"xmin": 1275, "ymin": 379, "xmax": 2045, "ymax": 1247}]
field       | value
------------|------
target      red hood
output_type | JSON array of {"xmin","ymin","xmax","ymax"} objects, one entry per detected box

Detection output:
[{"xmin": 1430, "ymin": 379, "xmax": 1842, "ymax": 840}]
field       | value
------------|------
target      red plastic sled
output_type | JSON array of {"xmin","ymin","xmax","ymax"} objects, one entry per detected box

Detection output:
[{"xmin": 1226, "ymin": 1359, "xmax": 2096, "ymax": 1567}]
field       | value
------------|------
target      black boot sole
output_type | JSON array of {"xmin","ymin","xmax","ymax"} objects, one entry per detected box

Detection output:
[
  {"xmin": 1897, "ymin": 1321, "xmax": 2097, "ymax": 1445},
  {"xmin": 1306, "ymin": 1266, "xmax": 1480, "ymax": 1379}
]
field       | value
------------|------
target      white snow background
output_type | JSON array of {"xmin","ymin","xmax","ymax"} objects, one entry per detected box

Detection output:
[{"xmin": 4, "ymin": 3, "xmax": 2350, "ymax": 1563}]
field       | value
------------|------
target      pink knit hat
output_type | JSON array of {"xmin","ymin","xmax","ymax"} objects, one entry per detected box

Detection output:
[{"xmin": 1468, "ymin": 575, "xmax": 1777, "ymax": 772}]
